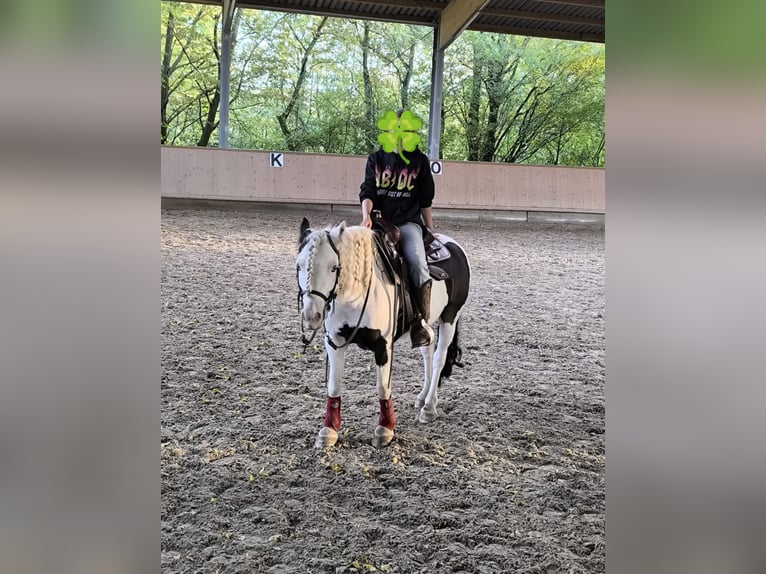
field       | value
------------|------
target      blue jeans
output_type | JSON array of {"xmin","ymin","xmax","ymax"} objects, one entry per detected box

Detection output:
[{"xmin": 398, "ymin": 222, "xmax": 430, "ymax": 288}]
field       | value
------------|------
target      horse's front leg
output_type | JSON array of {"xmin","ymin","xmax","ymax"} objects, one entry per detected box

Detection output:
[
  {"xmin": 315, "ymin": 341, "xmax": 347, "ymax": 449},
  {"xmin": 373, "ymin": 336, "xmax": 396, "ymax": 447}
]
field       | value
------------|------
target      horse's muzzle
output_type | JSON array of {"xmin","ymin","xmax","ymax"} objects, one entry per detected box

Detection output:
[
  {"xmin": 301, "ymin": 300, "xmax": 323, "ymax": 330},
  {"xmin": 303, "ymin": 312, "xmax": 322, "ymax": 330}
]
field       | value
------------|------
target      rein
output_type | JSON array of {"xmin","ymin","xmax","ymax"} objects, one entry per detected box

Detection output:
[
  {"xmin": 325, "ymin": 272, "xmax": 373, "ymax": 350},
  {"xmin": 297, "ymin": 229, "xmax": 373, "ymax": 351}
]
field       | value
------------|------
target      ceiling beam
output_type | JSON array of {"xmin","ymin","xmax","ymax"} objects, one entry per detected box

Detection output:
[
  {"xmin": 438, "ymin": 0, "xmax": 491, "ymax": 50},
  {"xmin": 175, "ymin": 0, "xmax": 604, "ymax": 43},
  {"xmin": 480, "ymin": 7, "xmax": 602, "ymax": 27},
  {"xmin": 220, "ymin": 0, "xmax": 445, "ymax": 12},
  {"xmin": 208, "ymin": 0, "xmax": 438, "ymax": 26},
  {"xmin": 338, "ymin": 0, "xmax": 444, "ymax": 9},
  {"xmin": 469, "ymin": 22, "xmax": 604, "ymax": 43},
  {"xmin": 535, "ymin": 0, "xmax": 605, "ymax": 8}
]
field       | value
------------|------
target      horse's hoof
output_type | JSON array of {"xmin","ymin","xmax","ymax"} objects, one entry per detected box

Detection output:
[
  {"xmin": 315, "ymin": 427, "xmax": 338, "ymax": 449},
  {"xmin": 372, "ymin": 425, "xmax": 394, "ymax": 448},
  {"xmin": 418, "ymin": 407, "xmax": 437, "ymax": 424},
  {"xmin": 414, "ymin": 396, "xmax": 425, "ymax": 409}
]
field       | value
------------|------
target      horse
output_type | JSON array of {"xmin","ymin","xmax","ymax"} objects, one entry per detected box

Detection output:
[{"xmin": 296, "ymin": 217, "xmax": 471, "ymax": 448}]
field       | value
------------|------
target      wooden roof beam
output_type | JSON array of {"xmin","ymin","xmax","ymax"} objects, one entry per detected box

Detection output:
[
  {"xmin": 212, "ymin": 0, "xmax": 437, "ymax": 25},
  {"xmin": 480, "ymin": 7, "xmax": 602, "ymax": 27},
  {"xmin": 469, "ymin": 22, "xmax": 604, "ymax": 42},
  {"xmin": 534, "ymin": 0, "xmax": 605, "ymax": 8},
  {"xmin": 342, "ymin": 0, "xmax": 444, "ymax": 9},
  {"xmin": 438, "ymin": 0, "xmax": 491, "ymax": 50}
]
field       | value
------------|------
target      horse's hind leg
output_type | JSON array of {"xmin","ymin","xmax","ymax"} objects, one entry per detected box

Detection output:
[
  {"xmin": 415, "ymin": 341, "xmax": 435, "ymax": 409},
  {"xmin": 315, "ymin": 344, "xmax": 347, "ymax": 449},
  {"xmin": 419, "ymin": 321, "xmax": 456, "ymax": 423},
  {"xmin": 373, "ymin": 338, "xmax": 396, "ymax": 448}
]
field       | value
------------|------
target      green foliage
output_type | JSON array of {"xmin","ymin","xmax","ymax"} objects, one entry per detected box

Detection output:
[
  {"xmin": 160, "ymin": 1, "xmax": 604, "ymax": 166},
  {"xmin": 441, "ymin": 32, "xmax": 605, "ymax": 166},
  {"xmin": 161, "ymin": 2, "xmax": 223, "ymax": 146}
]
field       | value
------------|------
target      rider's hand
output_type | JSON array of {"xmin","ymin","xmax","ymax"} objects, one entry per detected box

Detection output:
[{"xmin": 362, "ymin": 215, "xmax": 373, "ymax": 229}]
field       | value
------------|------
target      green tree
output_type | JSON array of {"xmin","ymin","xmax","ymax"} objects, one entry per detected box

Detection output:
[
  {"xmin": 443, "ymin": 33, "xmax": 604, "ymax": 166},
  {"xmin": 160, "ymin": 2, "xmax": 604, "ymax": 166},
  {"xmin": 160, "ymin": 3, "xmax": 219, "ymax": 145}
]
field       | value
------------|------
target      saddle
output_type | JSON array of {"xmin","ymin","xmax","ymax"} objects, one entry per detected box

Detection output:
[
  {"xmin": 372, "ymin": 216, "xmax": 456, "ymax": 281},
  {"xmin": 371, "ymin": 215, "xmax": 462, "ymax": 342}
]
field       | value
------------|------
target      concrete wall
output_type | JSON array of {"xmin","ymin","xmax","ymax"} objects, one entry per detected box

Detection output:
[{"xmin": 161, "ymin": 146, "xmax": 604, "ymax": 214}]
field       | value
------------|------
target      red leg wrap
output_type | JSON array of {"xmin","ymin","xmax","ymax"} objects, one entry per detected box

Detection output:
[
  {"xmin": 378, "ymin": 398, "xmax": 396, "ymax": 430},
  {"xmin": 324, "ymin": 396, "xmax": 342, "ymax": 431}
]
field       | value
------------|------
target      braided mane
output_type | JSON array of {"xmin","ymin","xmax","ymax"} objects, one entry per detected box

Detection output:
[
  {"xmin": 335, "ymin": 226, "xmax": 373, "ymax": 301},
  {"xmin": 302, "ymin": 224, "xmax": 374, "ymax": 303}
]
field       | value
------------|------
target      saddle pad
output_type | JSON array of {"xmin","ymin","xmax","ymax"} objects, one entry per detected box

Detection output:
[
  {"xmin": 427, "ymin": 236, "xmax": 465, "ymax": 281},
  {"xmin": 426, "ymin": 232, "xmax": 452, "ymax": 263}
]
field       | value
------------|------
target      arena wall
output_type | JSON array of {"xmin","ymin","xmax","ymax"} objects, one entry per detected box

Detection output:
[{"xmin": 161, "ymin": 146, "xmax": 604, "ymax": 215}]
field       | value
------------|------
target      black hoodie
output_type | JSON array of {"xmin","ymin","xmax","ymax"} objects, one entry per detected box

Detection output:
[{"xmin": 358, "ymin": 147, "xmax": 435, "ymax": 226}]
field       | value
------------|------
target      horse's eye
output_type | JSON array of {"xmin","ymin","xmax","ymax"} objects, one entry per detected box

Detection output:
[{"xmin": 331, "ymin": 265, "xmax": 338, "ymax": 272}]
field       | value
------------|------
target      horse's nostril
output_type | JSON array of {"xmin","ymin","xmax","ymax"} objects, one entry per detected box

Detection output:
[{"xmin": 311, "ymin": 312, "xmax": 321, "ymax": 323}]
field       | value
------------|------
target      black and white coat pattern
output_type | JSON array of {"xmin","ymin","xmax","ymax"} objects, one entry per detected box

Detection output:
[{"xmin": 297, "ymin": 218, "xmax": 470, "ymax": 448}]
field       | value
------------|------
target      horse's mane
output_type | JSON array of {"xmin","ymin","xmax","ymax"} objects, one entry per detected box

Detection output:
[
  {"xmin": 304, "ymin": 225, "xmax": 373, "ymax": 302},
  {"xmin": 336, "ymin": 226, "xmax": 373, "ymax": 300}
]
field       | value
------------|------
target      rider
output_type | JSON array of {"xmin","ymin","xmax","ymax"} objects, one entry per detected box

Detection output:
[{"xmin": 359, "ymin": 115, "xmax": 435, "ymax": 348}]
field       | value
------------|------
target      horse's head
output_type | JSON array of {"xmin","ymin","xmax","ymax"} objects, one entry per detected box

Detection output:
[{"xmin": 296, "ymin": 217, "xmax": 346, "ymax": 330}]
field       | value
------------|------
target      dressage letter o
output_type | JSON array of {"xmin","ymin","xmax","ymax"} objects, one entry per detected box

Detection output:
[{"xmin": 430, "ymin": 160, "xmax": 442, "ymax": 176}]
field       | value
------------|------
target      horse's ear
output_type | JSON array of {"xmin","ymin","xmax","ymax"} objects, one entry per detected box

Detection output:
[
  {"xmin": 330, "ymin": 221, "xmax": 346, "ymax": 240},
  {"xmin": 299, "ymin": 217, "xmax": 311, "ymax": 248}
]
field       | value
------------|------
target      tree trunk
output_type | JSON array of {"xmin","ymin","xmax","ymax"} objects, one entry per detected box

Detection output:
[
  {"xmin": 197, "ymin": 13, "xmax": 222, "ymax": 147},
  {"xmin": 196, "ymin": 10, "xmax": 242, "ymax": 147},
  {"xmin": 196, "ymin": 89, "xmax": 220, "ymax": 147},
  {"xmin": 479, "ymin": 37, "xmax": 506, "ymax": 162},
  {"xmin": 361, "ymin": 21, "xmax": 375, "ymax": 152},
  {"xmin": 466, "ymin": 39, "xmax": 483, "ymax": 161},
  {"xmin": 277, "ymin": 17, "xmax": 328, "ymax": 151},
  {"xmin": 480, "ymin": 66, "xmax": 502, "ymax": 162},
  {"xmin": 160, "ymin": 7, "xmax": 206, "ymax": 145},
  {"xmin": 161, "ymin": 11, "xmax": 175, "ymax": 144},
  {"xmin": 592, "ymin": 132, "xmax": 605, "ymax": 166},
  {"xmin": 400, "ymin": 42, "xmax": 415, "ymax": 110}
]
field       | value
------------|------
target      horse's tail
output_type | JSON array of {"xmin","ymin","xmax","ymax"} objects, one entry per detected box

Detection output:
[{"xmin": 438, "ymin": 319, "xmax": 464, "ymax": 386}]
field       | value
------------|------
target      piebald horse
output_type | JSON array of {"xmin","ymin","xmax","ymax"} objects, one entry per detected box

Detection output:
[{"xmin": 296, "ymin": 218, "xmax": 470, "ymax": 448}]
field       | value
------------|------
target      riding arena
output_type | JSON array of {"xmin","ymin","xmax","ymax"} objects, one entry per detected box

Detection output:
[{"xmin": 161, "ymin": 205, "xmax": 605, "ymax": 572}]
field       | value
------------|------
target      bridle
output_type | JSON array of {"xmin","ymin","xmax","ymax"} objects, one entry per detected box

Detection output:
[
  {"xmin": 296, "ymin": 229, "xmax": 373, "ymax": 350},
  {"xmin": 297, "ymin": 231, "xmax": 341, "ymax": 346}
]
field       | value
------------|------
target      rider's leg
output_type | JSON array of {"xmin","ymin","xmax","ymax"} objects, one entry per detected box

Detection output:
[{"xmin": 398, "ymin": 223, "xmax": 433, "ymax": 348}]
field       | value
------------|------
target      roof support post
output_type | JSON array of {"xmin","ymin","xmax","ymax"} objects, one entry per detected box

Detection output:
[
  {"xmin": 219, "ymin": 0, "xmax": 236, "ymax": 148},
  {"xmin": 427, "ymin": 29, "xmax": 444, "ymax": 160}
]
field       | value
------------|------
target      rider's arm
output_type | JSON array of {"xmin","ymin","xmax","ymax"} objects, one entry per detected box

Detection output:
[
  {"xmin": 359, "ymin": 154, "xmax": 377, "ymax": 229},
  {"xmin": 361, "ymin": 198, "xmax": 374, "ymax": 228},
  {"xmin": 418, "ymin": 153, "xmax": 435, "ymax": 231},
  {"xmin": 421, "ymin": 207, "xmax": 434, "ymax": 231}
]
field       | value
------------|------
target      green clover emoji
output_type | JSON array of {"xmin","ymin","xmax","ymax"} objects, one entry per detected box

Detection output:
[{"xmin": 377, "ymin": 109, "xmax": 423, "ymax": 165}]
